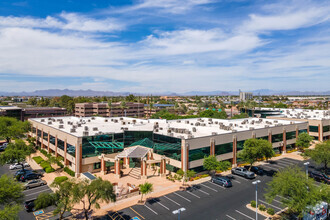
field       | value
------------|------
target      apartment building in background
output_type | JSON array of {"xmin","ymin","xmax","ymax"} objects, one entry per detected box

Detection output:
[
  {"xmin": 75, "ymin": 102, "xmax": 145, "ymax": 118},
  {"xmin": 239, "ymin": 90, "xmax": 253, "ymax": 101}
]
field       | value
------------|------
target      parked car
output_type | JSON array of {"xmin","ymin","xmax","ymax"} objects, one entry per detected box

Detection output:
[
  {"xmin": 211, "ymin": 176, "xmax": 232, "ymax": 187},
  {"xmin": 23, "ymin": 179, "xmax": 47, "ymax": 190},
  {"xmin": 263, "ymin": 168, "xmax": 278, "ymax": 176},
  {"xmin": 20, "ymin": 173, "xmax": 42, "ymax": 182},
  {"xmin": 0, "ymin": 143, "xmax": 8, "ymax": 151},
  {"xmin": 231, "ymin": 167, "xmax": 255, "ymax": 179},
  {"xmin": 309, "ymin": 171, "xmax": 330, "ymax": 184},
  {"xmin": 24, "ymin": 200, "xmax": 35, "ymax": 212},
  {"xmin": 9, "ymin": 162, "xmax": 30, "ymax": 170},
  {"xmin": 15, "ymin": 169, "xmax": 34, "ymax": 180},
  {"xmin": 244, "ymin": 166, "xmax": 264, "ymax": 176}
]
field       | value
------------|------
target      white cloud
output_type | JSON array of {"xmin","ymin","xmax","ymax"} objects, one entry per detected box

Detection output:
[{"xmin": 0, "ymin": 13, "xmax": 124, "ymax": 32}]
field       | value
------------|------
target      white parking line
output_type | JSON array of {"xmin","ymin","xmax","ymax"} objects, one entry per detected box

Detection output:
[
  {"xmin": 263, "ymin": 165, "xmax": 279, "ymax": 171},
  {"xmin": 232, "ymin": 179, "xmax": 241, "ymax": 184},
  {"xmin": 273, "ymin": 198, "xmax": 283, "ymax": 204},
  {"xmin": 259, "ymin": 199, "xmax": 282, "ymax": 210},
  {"xmin": 186, "ymin": 190, "xmax": 201, "ymax": 198},
  {"xmin": 226, "ymin": 214, "xmax": 236, "ymax": 220},
  {"xmin": 152, "ymin": 199, "xmax": 169, "ymax": 210},
  {"xmin": 195, "ymin": 188, "xmax": 210, "ymax": 195},
  {"xmin": 281, "ymin": 158, "xmax": 299, "ymax": 164},
  {"xmin": 208, "ymin": 181, "xmax": 226, "ymax": 189},
  {"xmin": 144, "ymin": 204, "xmax": 158, "ymax": 215},
  {"xmin": 276, "ymin": 195, "xmax": 289, "ymax": 200},
  {"xmin": 24, "ymin": 185, "xmax": 49, "ymax": 192},
  {"xmin": 230, "ymin": 175, "xmax": 249, "ymax": 181},
  {"xmin": 200, "ymin": 183, "xmax": 218, "ymax": 192},
  {"xmin": 173, "ymin": 192, "xmax": 191, "ymax": 202},
  {"xmin": 164, "ymin": 195, "xmax": 181, "ymax": 206},
  {"xmin": 277, "ymin": 160, "xmax": 296, "ymax": 165},
  {"xmin": 235, "ymin": 210, "xmax": 254, "ymax": 220},
  {"xmin": 270, "ymin": 164, "xmax": 287, "ymax": 169},
  {"xmin": 24, "ymin": 188, "xmax": 52, "ymax": 197}
]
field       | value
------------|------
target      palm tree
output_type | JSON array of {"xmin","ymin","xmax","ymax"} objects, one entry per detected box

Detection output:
[
  {"xmin": 139, "ymin": 182, "xmax": 153, "ymax": 203},
  {"xmin": 120, "ymin": 101, "xmax": 127, "ymax": 117}
]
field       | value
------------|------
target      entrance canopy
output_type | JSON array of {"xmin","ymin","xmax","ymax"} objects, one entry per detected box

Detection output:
[
  {"xmin": 116, "ymin": 146, "xmax": 150, "ymax": 159},
  {"xmin": 89, "ymin": 141, "xmax": 124, "ymax": 149}
]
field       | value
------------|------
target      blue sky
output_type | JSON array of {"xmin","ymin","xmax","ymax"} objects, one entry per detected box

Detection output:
[{"xmin": 0, "ymin": 0, "xmax": 329, "ymax": 93}]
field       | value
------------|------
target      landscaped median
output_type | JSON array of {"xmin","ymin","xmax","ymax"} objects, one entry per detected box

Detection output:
[
  {"xmin": 246, "ymin": 201, "xmax": 277, "ymax": 218},
  {"xmin": 32, "ymin": 156, "xmax": 55, "ymax": 173}
]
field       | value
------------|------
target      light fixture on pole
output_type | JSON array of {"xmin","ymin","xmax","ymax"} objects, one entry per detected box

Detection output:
[
  {"xmin": 252, "ymin": 180, "xmax": 261, "ymax": 220},
  {"xmin": 304, "ymin": 162, "xmax": 310, "ymax": 179},
  {"xmin": 172, "ymin": 207, "xmax": 186, "ymax": 220}
]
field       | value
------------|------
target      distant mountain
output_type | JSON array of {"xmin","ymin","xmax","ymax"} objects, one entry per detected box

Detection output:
[{"xmin": 0, "ymin": 89, "xmax": 329, "ymax": 97}]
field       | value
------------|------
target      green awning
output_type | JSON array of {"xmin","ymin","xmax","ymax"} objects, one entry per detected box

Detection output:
[
  {"xmin": 154, "ymin": 142, "xmax": 181, "ymax": 150},
  {"xmin": 129, "ymin": 138, "xmax": 154, "ymax": 148},
  {"xmin": 89, "ymin": 141, "xmax": 124, "ymax": 149}
]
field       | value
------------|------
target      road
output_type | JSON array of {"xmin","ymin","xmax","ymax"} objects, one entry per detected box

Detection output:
[
  {"xmin": 98, "ymin": 157, "xmax": 311, "ymax": 220},
  {"xmin": 0, "ymin": 163, "xmax": 53, "ymax": 220}
]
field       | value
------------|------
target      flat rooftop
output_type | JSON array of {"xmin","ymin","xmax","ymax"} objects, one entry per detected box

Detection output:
[
  {"xmin": 30, "ymin": 116, "xmax": 305, "ymax": 139},
  {"xmin": 259, "ymin": 108, "xmax": 330, "ymax": 120}
]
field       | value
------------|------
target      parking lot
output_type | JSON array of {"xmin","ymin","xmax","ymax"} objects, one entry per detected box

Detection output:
[
  {"xmin": 0, "ymin": 163, "xmax": 53, "ymax": 220},
  {"xmin": 99, "ymin": 158, "xmax": 308, "ymax": 220}
]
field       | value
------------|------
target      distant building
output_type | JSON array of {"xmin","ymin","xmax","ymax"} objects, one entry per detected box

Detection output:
[
  {"xmin": 75, "ymin": 102, "xmax": 144, "ymax": 118},
  {"xmin": 0, "ymin": 106, "xmax": 67, "ymax": 121},
  {"xmin": 239, "ymin": 90, "xmax": 253, "ymax": 101}
]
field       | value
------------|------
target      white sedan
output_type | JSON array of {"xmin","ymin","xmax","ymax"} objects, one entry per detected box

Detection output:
[{"xmin": 9, "ymin": 162, "xmax": 30, "ymax": 170}]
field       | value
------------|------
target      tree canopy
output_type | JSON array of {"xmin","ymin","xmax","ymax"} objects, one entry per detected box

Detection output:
[
  {"xmin": 296, "ymin": 132, "xmax": 313, "ymax": 150},
  {"xmin": 265, "ymin": 166, "xmax": 330, "ymax": 218},
  {"xmin": 238, "ymin": 138, "xmax": 275, "ymax": 167},
  {"xmin": 304, "ymin": 141, "xmax": 330, "ymax": 173},
  {"xmin": 0, "ymin": 139, "xmax": 34, "ymax": 166},
  {"xmin": 203, "ymin": 156, "xmax": 219, "ymax": 175},
  {"xmin": 0, "ymin": 175, "xmax": 24, "ymax": 219},
  {"xmin": 0, "ymin": 117, "xmax": 30, "ymax": 142},
  {"xmin": 72, "ymin": 178, "xmax": 116, "ymax": 220}
]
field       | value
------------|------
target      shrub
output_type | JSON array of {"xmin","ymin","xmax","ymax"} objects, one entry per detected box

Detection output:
[
  {"xmin": 40, "ymin": 149, "xmax": 48, "ymax": 156},
  {"xmin": 53, "ymin": 176, "xmax": 68, "ymax": 185},
  {"xmin": 45, "ymin": 167, "xmax": 55, "ymax": 173},
  {"xmin": 56, "ymin": 160, "xmax": 64, "ymax": 168},
  {"xmin": 33, "ymin": 156, "xmax": 44, "ymax": 164},
  {"xmin": 64, "ymin": 167, "xmax": 75, "ymax": 177},
  {"xmin": 40, "ymin": 161, "xmax": 51, "ymax": 169},
  {"xmin": 258, "ymin": 204, "xmax": 266, "ymax": 211},
  {"xmin": 267, "ymin": 208, "xmax": 275, "ymax": 215},
  {"xmin": 250, "ymin": 200, "xmax": 256, "ymax": 208},
  {"xmin": 34, "ymin": 192, "xmax": 56, "ymax": 210}
]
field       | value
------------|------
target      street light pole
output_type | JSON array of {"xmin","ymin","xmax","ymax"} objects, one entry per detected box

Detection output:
[
  {"xmin": 304, "ymin": 162, "xmax": 310, "ymax": 179},
  {"xmin": 172, "ymin": 208, "xmax": 186, "ymax": 220},
  {"xmin": 252, "ymin": 180, "xmax": 261, "ymax": 220}
]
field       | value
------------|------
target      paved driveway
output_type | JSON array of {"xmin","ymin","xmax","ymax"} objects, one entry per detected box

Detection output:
[{"xmin": 99, "ymin": 158, "xmax": 308, "ymax": 220}]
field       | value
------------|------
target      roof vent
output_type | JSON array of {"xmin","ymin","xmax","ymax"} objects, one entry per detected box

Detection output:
[
  {"xmin": 48, "ymin": 121, "xmax": 52, "ymax": 125},
  {"xmin": 84, "ymin": 126, "xmax": 89, "ymax": 131},
  {"xmin": 93, "ymin": 127, "xmax": 98, "ymax": 131},
  {"xmin": 70, "ymin": 128, "xmax": 76, "ymax": 133},
  {"xmin": 83, "ymin": 131, "xmax": 89, "ymax": 136},
  {"xmin": 41, "ymin": 119, "xmax": 45, "ymax": 122},
  {"xmin": 59, "ymin": 125, "xmax": 64, "ymax": 129}
]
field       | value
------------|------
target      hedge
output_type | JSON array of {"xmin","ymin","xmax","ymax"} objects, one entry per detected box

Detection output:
[
  {"xmin": 64, "ymin": 167, "xmax": 75, "ymax": 177},
  {"xmin": 33, "ymin": 156, "xmax": 44, "ymax": 164},
  {"xmin": 250, "ymin": 200, "xmax": 256, "ymax": 208},
  {"xmin": 56, "ymin": 160, "xmax": 64, "ymax": 168},
  {"xmin": 40, "ymin": 161, "xmax": 51, "ymax": 169},
  {"xmin": 258, "ymin": 204, "xmax": 266, "ymax": 211},
  {"xmin": 267, "ymin": 208, "xmax": 275, "ymax": 215},
  {"xmin": 45, "ymin": 167, "xmax": 55, "ymax": 173},
  {"xmin": 54, "ymin": 176, "xmax": 68, "ymax": 185}
]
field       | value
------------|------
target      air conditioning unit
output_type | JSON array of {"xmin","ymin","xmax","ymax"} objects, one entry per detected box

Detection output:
[
  {"xmin": 41, "ymin": 119, "xmax": 45, "ymax": 122},
  {"xmin": 48, "ymin": 121, "xmax": 52, "ymax": 125},
  {"xmin": 83, "ymin": 131, "xmax": 89, "ymax": 136},
  {"xmin": 59, "ymin": 125, "xmax": 64, "ymax": 129},
  {"xmin": 70, "ymin": 128, "xmax": 76, "ymax": 133},
  {"xmin": 93, "ymin": 127, "xmax": 98, "ymax": 131}
]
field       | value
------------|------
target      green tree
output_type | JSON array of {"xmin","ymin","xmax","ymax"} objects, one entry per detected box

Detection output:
[
  {"xmin": 176, "ymin": 169, "xmax": 196, "ymax": 186},
  {"xmin": 238, "ymin": 139, "xmax": 264, "ymax": 168},
  {"xmin": 139, "ymin": 182, "xmax": 153, "ymax": 203},
  {"xmin": 0, "ymin": 140, "xmax": 34, "ymax": 169},
  {"xmin": 27, "ymin": 97, "xmax": 37, "ymax": 106},
  {"xmin": 72, "ymin": 178, "xmax": 116, "ymax": 220},
  {"xmin": 217, "ymin": 160, "xmax": 232, "ymax": 172},
  {"xmin": 0, "ymin": 117, "xmax": 30, "ymax": 142},
  {"xmin": 265, "ymin": 166, "xmax": 329, "ymax": 218},
  {"xmin": 304, "ymin": 141, "xmax": 330, "ymax": 173},
  {"xmin": 231, "ymin": 113, "xmax": 249, "ymax": 119},
  {"xmin": 35, "ymin": 192, "xmax": 56, "ymax": 210},
  {"xmin": 296, "ymin": 132, "xmax": 313, "ymax": 151},
  {"xmin": 259, "ymin": 139, "xmax": 275, "ymax": 161},
  {"xmin": 0, "ymin": 175, "xmax": 24, "ymax": 219},
  {"xmin": 51, "ymin": 179, "xmax": 75, "ymax": 220},
  {"xmin": 126, "ymin": 94, "xmax": 136, "ymax": 102},
  {"xmin": 203, "ymin": 156, "xmax": 219, "ymax": 176}
]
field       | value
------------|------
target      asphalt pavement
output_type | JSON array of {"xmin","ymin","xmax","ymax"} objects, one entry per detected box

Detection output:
[
  {"xmin": 0, "ymin": 162, "xmax": 53, "ymax": 220},
  {"xmin": 99, "ymin": 158, "xmax": 309, "ymax": 220}
]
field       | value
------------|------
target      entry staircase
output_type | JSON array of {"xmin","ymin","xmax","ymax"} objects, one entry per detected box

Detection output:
[{"xmin": 128, "ymin": 167, "xmax": 141, "ymax": 179}]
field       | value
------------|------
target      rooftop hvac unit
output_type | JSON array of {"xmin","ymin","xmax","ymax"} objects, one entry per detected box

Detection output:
[
  {"xmin": 274, "ymin": 120, "xmax": 278, "ymax": 123},
  {"xmin": 290, "ymin": 121, "xmax": 294, "ymax": 124},
  {"xmin": 48, "ymin": 118, "xmax": 52, "ymax": 120},
  {"xmin": 70, "ymin": 128, "xmax": 76, "ymax": 133},
  {"xmin": 104, "ymin": 119, "xmax": 108, "ymax": 122},
  {"xmin": 249, "ymin": 127, "xmax": 254, "ymax": 130},
  {"xmin": 41, "ymin": 119, "xmax": 45, "ymax": 122},
  {"xmin": 83, "ymin": 131, "xmax": 89, "ymax": 136},
  {"xmin": 124, "ymin": 128, "xmax": 128, "ymax": 131},
  {"xmin": 208, "ymin": 118, "xmax": 212, "ymax": 121},
  {"xmin": 84, "ymin": 126, "xmax": 89, "ymax": 131},
  {"xmin": 114, "ymin": 119, "xmax": 118, "ymax": 123},
  {"xmin": 186, "ymin": 121, "xmax": 189, "ymax": 124},
  {"xmin": 169, "ymin": 133, "xmax": 174, "ymax": 137},
  {"xmin": 212, "ymin": 132, "xmax": 217, "ymax": 135},
  {"xmin": 264, "ymin": 125, "xmax": 269, "ymax": 128},
  {"xmin": 59, "ymin": 125, "xmax": 64, "ymax": 129},
  {"xmin": 93, "ymin": 127, "xmax": 98, "ymax": 131},
  {"xmin": 57, "ymin": 119, "xmax": 61, "ymax": 122},
  {"xmin": 232, "ymin": 130, "xmax": 237, "ymax": 133},
  {"xmin": 111, "ymin": 119, "xmax": 114, "ymax": 121},
  {"xmin": 121, "ymin": 121, "xmax": 126, "ymax": 125},
  {"xmin": 120, "ymin": 117, "xmax": 123, "ymax": 120},
  {"xmin": 48, "ymin": 121, "xmax": 52, "ymax": 125},
  {"xmin": 59, "ymin": 121, "xmax": 64, "ymax": 124},
  {"xmin": 155, "ymin": 129, "xmax": 159, "ymax": 132},
  {"xmin": 167, "ymin": 129, "xmax": 171, "ymax": 133},
  {"xmin": 159, "ymin": 127, "xmax": 163, "ymax": 130},
  {"xmin": 91, "ymin": 117, "xmax": 95, "ymax": 120},
  {"xmin": 192, "ymin": 127, "xmax": 197, "ymax": 132},
  {"xmin": 77, "ymin": 123, "xmax": 82, "ymax": 127},
  {"xmin": 88, "ymin": 119, "xmax": 91, "ymax": 122},
  {"xmin": 177, "ymin": 120, "xmax": 181, "ymax": 123},
  {"xmin": 188, "ymin": 135, "xmax": 193, "ymax": 139},
  {"xmin": 67, "ymin": 121, "xmax": 71, "ymax": 125}
]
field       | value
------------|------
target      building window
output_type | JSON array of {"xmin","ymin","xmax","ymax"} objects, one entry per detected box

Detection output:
[
  {"xmin": 93, "ymin": 162, "xmax": 101, "ymax": 169},
  {"xmin": 299, "ymin": 129, "xmax": 307, "ymax": 134},
  {"xmin": 215, "ymin": 143, "xmax": 233, "ymax": 155},
  {"xmin": 237, "ymin": 140, "xmax": 246, "ymax": 151},
  {"xmin": 272, "ymin": 133, "xmax": 283, "ymax": 143},
  {"xmin": 286, "ymin": 131, "xmax": 296, "ymax": 140},
  {"xmin": 67, "ymin": 143, "xmax": 76, "ymax": 157},
  {"xmin": 257, "ymin": 136, "xmax": 269, "ymax": 141},
  {"xmin": 37, "ymin": 129, "xmax": 42, "ymax": 137},
  {"xmin": 32, "ymin": 127, "xmax": 36, "ymax": 133},
  {"xmin": 189, "ymin": 147, "xmax": 210, "ymax": 161},
  {"xmin": 43, "ymin": 132, "xmax": 48, "ymax": 141},
  {"xmin": 49, "ymin": 135, "xmax": 56, "ymax": 145},
  {"xmin": 309, "ymin": 126, "xmax": 319, "ymax": 133},
  {"xmin": 323, "ymin": 125, "xmax": 330, "ymax": 133},
  {"xmin": 58, "ymin": 139, "xmax": 65, "ymax": 151}
]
